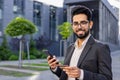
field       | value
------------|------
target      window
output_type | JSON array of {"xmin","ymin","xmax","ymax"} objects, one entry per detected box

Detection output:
[
  {"xmin": 63, "ymin": 8, "xmax": 67, "ymax": 22},
  {"xmin": 13, "ymin": 0, "xmax": 24, "ymax": 16},
  {"xmin": 33, "ymin": 1, "xmax": 42, "ymax": 26},
  {"xmin": 0, "ymin": 0, "xmax": 3, "ymax": 29},
  {"xmin": 49, "ymin": 6, "xmax": 57, "ymax": 41}
]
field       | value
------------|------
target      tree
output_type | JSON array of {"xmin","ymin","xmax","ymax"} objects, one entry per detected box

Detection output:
[
  {"xmin": 4, "ymin": 17, "xmax": 38, "ymax": 68},
  {"xmin": 5, "ymin": 17, "xmax": 37, "ymax": 37},
  {"xmin": 57, "ymin": 22, "xmax": 73, "ymax": 56},
  {"xmin": 57, "ymin": 22, "xmax": 73, "ymax": 40}
]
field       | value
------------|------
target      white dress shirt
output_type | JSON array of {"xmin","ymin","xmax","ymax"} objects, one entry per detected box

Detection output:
[
  {"xmin": 52, "ymin": 34, "xmax": 91, "ymax": 80},
  {"xmin": 68, "ymin": 34, "xmax": 91, "ymax": 80}
]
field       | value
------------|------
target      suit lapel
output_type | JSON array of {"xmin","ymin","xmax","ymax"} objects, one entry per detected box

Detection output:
[
  {"xmin": 64, "ymin": 44, "xmax": 75, "ymax": 65},
  {"xmin": 77, "ymin": 36, "xmax": 95, "ymax": 67}
]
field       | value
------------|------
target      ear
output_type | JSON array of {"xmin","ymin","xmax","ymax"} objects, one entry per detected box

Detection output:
[{"xmin": 89, "ymin": 21, "xmax": 93, "ymax": 29}]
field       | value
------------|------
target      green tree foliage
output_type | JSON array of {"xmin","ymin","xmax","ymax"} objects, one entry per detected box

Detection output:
[
  {"xmin": 57, "ymin": 22, "xmax": 73, "ymax": 40},
  {"xmin": 4, "ymin": 17, "xmax": 38, "ymax": 37}
]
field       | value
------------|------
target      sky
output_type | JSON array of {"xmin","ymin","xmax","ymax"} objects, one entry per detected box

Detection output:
[
  {"xmin": 108, "ymin": 0, "xmax": 120, "ymax": 8},
  {"xmin": 34, "ymin": 0, "xmax": 64, "ymax": 7}
]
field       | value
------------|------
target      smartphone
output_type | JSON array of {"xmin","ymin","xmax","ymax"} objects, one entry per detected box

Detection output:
[
  {"xmin": 43, "ymin": 50, "xmax": 59, "ymax": 64},
  {"xmin": 59, "ymin": 65, "xmax": 68, "ymax": 69},
  {"xmin": 43, "ymin": 50, "xmax": 53, "ymax": 58}
]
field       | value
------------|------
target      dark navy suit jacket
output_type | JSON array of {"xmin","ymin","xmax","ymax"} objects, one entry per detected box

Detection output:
[{"xmin": 52, "ymin": 36, "xmax": 112, "ymax": 80}]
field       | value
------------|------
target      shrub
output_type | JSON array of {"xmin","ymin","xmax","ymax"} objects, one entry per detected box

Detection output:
[
  {"xmin": 9, "ymin": 55, "xmax": 18, "ymax": 60},
  {"xmin": 0, "ymin": 36, "xmax": 14, "ymax": 60},
  {"xmin": 30, "ymin": 55, "xmax": 37, "ymax": 59},
  {"xmin": 30, "ymin": 48, "xmax": 41, "ymax": 58},
  {"xmin": 29, "ymin": 48, "xmax": 47, "ymax": 59},
  {"xmin": 29, "ymin": 36, "xmax": 47, "ymax": 59},
  {"xmin": 40, "ymin": 54, "xmax": 47, "ymax": 59},
  {"xmin": 39, "ymin": 50, "xmax": 47, "ymax": 59}
]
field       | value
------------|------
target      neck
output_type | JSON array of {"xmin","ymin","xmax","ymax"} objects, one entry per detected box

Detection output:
[{"xmin": 77, "ymin": 38, "xmax": 85, "ymax": 47}]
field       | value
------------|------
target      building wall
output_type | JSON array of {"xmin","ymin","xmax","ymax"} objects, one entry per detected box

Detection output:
[
  {"xmin": 41, "ymin": 4, "xmax": 50, "ymax": 38},
  {"xmin": 99, "ymin": 1, "xmax": 119, "ymax": 44},
  {"xmin": 3, "ymin": 0, "xmax": 14, "ymax": 31},
  {"xmin": 24, "ymin": 0, "xmax": 33, "ymax": 22},
  {"xmin": 64, "ymin": 0, "xmax": 119, "ymax": 45},
  {"xmin": 0, "ymin": 0, "xmax": 65, "ymax": 56}
]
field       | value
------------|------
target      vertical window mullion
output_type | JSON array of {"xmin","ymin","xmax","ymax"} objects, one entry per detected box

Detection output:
[
  {"xmin": 49, "ymin": 6, "xmax": 56, "ymax": 41},
  {"xmin": 33, "ymin": 1, "xmax": 41, "ymax": 26}
]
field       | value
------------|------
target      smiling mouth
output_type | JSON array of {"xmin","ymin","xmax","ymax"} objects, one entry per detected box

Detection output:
[
  {"xmin": 76, "ymin": 29, "xmax": 85, "ymax": 32},
  {"xmin": 77, "ymin": 31, "xmax": 84, "ymax": 34}
]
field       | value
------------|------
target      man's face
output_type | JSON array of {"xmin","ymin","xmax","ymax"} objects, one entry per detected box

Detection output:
[{"xmin": 72, "ymin": 14, "xmax": 93, "ymax": 39}]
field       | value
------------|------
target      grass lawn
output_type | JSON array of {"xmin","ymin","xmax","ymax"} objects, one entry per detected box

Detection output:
[
  {"xmin": 0, "ymin": 69, "xmax": 33, "ymax": 77},
  {"xmin": 2, "ymin": 65, "xmax": 49, "ymax": 71},
  {"xmin": 24, "ymin": 60, "xmax": 64, "ymax": 67},
  {"xmin": 24, "ymin": 63, "xmax": 49, "ymax": 66}
]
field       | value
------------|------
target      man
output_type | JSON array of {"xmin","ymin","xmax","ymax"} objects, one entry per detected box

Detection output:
[{"xmin": 47, "ymin": 5, "xmax": 112, "ymax": 80}]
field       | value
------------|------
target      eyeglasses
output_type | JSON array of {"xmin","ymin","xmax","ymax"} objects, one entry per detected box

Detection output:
[{"xmin": 72, "ymin": 20, "xmax": 89, "ymax": 27}]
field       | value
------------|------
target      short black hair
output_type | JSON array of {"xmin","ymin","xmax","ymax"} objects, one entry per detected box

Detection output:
[{"xmin": 71, "ymin": 5, "xmax": 92, "ymax": 21}]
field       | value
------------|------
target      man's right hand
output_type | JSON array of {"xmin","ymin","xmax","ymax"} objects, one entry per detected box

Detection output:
[{"xmin": 47, "ymin": 56, "xmax": 59, "ymax": 69}]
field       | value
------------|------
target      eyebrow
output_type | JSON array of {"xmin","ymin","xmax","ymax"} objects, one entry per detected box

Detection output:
[{"xmin": 73, "ymin": 20, "xmax": 88, "ymax": 22}]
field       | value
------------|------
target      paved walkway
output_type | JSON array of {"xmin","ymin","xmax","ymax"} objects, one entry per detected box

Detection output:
[
  {"xmin": 111, "ymin": 50, "xmax": 120, "ymax": 80},
  {"xmin": 0, "ymin": 58, "xmax": 61, "ymax": 80},
  {"xmin": 0, "ymin": 66, "xmax": 40, "ymax": 74},
  {"xmin": 0, "ymin": 70, "xmax": 58, "ymax": 80}
]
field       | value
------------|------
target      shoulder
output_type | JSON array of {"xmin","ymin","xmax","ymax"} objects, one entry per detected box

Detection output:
[{"xmin": 93, "ymin": 39, "xmax": 110, "ymax": 52}]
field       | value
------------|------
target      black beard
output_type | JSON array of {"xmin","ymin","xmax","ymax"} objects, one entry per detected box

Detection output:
[{"xmin": 75, "ymin": 30, "xmax": 90, "ymax": 39}]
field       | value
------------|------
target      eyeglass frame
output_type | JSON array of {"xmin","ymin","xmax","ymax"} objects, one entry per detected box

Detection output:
[{"xmin": 72, "ymin": 20, "xmax": 89, "ymax": 27}]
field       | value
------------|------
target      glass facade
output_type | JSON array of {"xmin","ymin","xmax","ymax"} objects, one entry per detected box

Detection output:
[
  {"xmin": 49, "ymin": 6, "xmax": 57, "ymax": 41},
  {"xmin": 13, "ymin": 0, "xmax": 24, "ymax": 17},
  {"xmin": 33, "ymin": 1, "xmax": 42, "ymax": 26},
  {"xmin": 0, "ymin": 0, "xmax": 3, "ymax": 37},
  {"xmin": 63, "ymin": 8, "xmax": 67, "ymax": 22},
  {"xmin": 0, "ymin": 9, "xmax": 1, "ymax": 19},
  {"xmin": 0, "ymin": 0, "xmax": 3, "ymax": 20},
  {"xmin": 0, "ymin": 0, "xmax": 3, "ymax": 28}
]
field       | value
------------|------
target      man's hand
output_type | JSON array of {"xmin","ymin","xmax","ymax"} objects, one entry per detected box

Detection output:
[
  {"xmin": 63, "ymin": 66, "xmax": 81, "ymax": 78},
  {"xmin": 47, "ymin": 56, "xmax": 59, "ymax": 69}
]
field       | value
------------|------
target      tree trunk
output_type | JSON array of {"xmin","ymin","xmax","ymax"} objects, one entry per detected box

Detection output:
[
  {"xmin": 18, "ymin": 36, "xmax": 24, "ymax": 68},
  {"xmin": 27, "ymin": 41, "xmax": 30, "ymax": 63},
  {"xmin": 18, "ymin": 39, "xmax": 22, "ymax": 68},
  {"xmin": 60, "ymin": 40, "xmax": 67, "ymax": 57}
]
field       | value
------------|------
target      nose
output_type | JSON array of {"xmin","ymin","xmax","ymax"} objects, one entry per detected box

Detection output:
[{"xmin": 78, "ymin": 24, "xmax": 82, "ymax": 28}]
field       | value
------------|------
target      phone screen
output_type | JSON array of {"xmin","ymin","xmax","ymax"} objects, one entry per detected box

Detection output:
[{"xmin": 43, "ymin": 50, "xmax": 59, "ymax": 64}]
